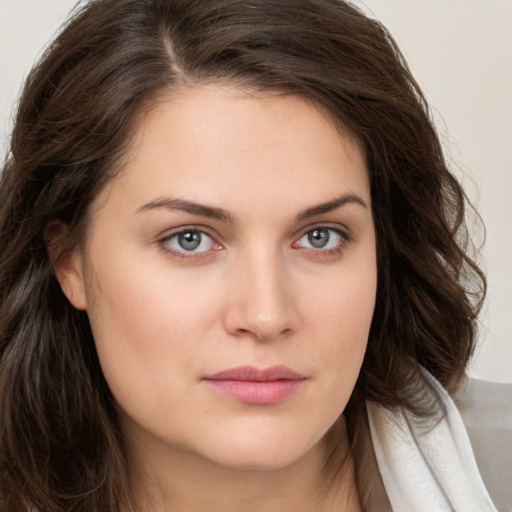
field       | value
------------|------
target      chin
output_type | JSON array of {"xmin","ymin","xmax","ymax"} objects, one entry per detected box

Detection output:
[{"xmin": 197, "ymin": 429, "xmax": 325, "ymax": 472}]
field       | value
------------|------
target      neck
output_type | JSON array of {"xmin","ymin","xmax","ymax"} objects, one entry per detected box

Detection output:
[{"xmin": 124, "ymin": 423, "xmax": 362, "ymax": 512}]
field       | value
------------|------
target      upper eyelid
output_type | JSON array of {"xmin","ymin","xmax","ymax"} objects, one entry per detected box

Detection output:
[
  {"xmin": 295, "ymin": 226, "xmax": 348, "ymax": 245},
  {"xmin": 293, "ymin": 222, "xmax": 351, "ymax": 240},
  {"xmin": 158, "ymin": 225, "xmax": 217, "ymax": 241}
]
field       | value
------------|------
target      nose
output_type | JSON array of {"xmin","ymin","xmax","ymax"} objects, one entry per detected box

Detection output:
[{"xmin": 223, "ymin": 249, "xmax": 298, "ymax": 342}]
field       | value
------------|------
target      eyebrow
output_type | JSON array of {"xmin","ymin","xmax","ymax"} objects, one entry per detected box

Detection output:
[
  {"xmin": 295, "ymin": 193, "xmax": 367, "ymax": 221},
  {"xmin": 136, "ymin": 193, "xmax": 367, "ymax": 223},
  {"xmin": 136, "ymin": 198, "xmax": 235, "ymax": 223}
]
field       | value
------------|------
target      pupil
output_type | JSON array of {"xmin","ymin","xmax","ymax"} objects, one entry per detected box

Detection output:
[
  {"xmin": 179, "ymin": 231, "xmax": 201, "ymax": 250},
  {"xmin": 308, "ymin": 229, "xmax": 329, "ymax": 248}
]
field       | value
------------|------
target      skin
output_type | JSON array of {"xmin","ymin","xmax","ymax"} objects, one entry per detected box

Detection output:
[{"xmin": 56, "ymin": 84, "xmax": 377, "ymax": 511}]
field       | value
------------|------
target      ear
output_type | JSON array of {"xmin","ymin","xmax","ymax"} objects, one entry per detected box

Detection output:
[{"xmin": 45, "ymin": 220, "xmax": 88, "ymax": 310}]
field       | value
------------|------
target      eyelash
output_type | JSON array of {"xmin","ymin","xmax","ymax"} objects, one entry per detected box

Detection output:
[
  {"xmin": 158, "ymin": 227, "xmax": 220, "ymax": 261},
  {"xmin": 158, "ymin": 225, "xmax": 352, "ymax": 261},
  {"xmin": 292, "ymin": 226, "xmax": 352, "ymax": 258}
]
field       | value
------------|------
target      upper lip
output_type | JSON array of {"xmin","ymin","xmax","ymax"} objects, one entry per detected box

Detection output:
[{"xmin": 204, "ymin": 365, "xmax": 306, "ymax": 382}]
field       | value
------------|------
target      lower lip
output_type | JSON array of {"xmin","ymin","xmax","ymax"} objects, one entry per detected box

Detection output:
[{"xmin": 204, "ymin": 379, "xmax": 305, "ymax": 404}]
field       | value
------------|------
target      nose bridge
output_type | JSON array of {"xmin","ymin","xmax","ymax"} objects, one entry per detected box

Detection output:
[{"xmin": 225, "ymin": 242, "xmax": 296, "ymax": 340}]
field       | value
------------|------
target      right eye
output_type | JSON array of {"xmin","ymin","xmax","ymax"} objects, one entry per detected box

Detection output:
[{"xmin": 159, "ymin": 228, "xmax": 219, "ymax": 258}]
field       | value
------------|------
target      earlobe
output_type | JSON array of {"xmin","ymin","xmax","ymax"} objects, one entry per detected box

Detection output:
[{"xmin": 45, "ymin": 220, "xmax": 88, "ymax": 311}]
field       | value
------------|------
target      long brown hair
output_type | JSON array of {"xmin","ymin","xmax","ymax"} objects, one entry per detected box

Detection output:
[{"xmin": 0, "ymin": 0, "xmax": 485, "ymax": 510}]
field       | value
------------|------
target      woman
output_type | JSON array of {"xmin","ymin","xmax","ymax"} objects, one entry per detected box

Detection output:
[{"xmin": 0, "ymin": 0, "xmax": 508, "ymax": 511}]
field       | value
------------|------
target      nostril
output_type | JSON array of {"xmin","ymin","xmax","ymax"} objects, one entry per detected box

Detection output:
[{"xmin": 235, "ymin": 326, "xmax": 294, "ymax": 342}]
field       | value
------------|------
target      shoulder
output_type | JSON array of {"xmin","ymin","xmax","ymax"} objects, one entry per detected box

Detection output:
[
  {"xmin": 453, "ymin": 377, "xmax": 512, "ymax": 512},
  {"xmin": 453, "ymin": 376, "xmax": 512, "ymax": 427},
  {"xmin": 367, "ymin": 371, "xmax": 510, "ymax": 511}
]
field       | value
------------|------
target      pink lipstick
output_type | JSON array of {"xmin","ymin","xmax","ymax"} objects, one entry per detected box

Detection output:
[{"xmin": 203, "ymin": 365, "xmax": 306, "ymax": 404}]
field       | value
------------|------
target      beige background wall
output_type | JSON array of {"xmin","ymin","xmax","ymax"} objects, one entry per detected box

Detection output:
[{"xmin": 1, "ymin": 0, "xmax": 510, "ymax": 382}]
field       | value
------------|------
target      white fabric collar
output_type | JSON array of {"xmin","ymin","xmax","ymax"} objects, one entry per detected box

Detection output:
[{"xmin": 367, "ymin": 371, "xmax": 498, "ymax": 512}]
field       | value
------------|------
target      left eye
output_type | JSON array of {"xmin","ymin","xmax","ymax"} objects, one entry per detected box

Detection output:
[
  {"xmin": 296, "ymin": 227, "xmax": 344, "ymax": 250},
  {"xmin": 163, "ymin": 229, "xmax": 215, "ymax": 253}
]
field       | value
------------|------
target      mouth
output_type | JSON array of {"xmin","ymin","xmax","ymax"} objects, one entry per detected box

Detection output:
[{"xmin": 202, "ymin": 365, "xmax": 307, "ymax": 405}]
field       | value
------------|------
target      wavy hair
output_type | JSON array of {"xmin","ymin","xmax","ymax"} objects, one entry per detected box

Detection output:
[{"xmin": 0, "ymin": 0, "xmax": 485, "ymax": 510}]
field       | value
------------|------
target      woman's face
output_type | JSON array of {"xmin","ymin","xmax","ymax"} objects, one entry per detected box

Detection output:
[{"xmin": 60, "ymin": 85, "xmax": 377, "ymax": 471}]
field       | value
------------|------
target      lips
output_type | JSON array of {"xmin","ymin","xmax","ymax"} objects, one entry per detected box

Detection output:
[{"xmin": 203, "ymin": 365, "xmax": 307, "ymax": 404}]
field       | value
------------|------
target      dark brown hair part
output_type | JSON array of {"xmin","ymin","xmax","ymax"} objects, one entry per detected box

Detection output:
[{"xmin": 0, "ymin": 0, "xmax": 485, "ymax": 510}]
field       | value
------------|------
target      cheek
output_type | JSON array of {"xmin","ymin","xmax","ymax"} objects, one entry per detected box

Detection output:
[
  {"xmin": 305, "ymin": 261, "xmax": 376, "ymax": 396},
  {"xmin": 307, "ymin": 261, "xmax": 376, "ymax": 341},
  {"xmin": 87, "ymin": 250, "xmax": 215, "ymax": 341},
  {"xmin": 82, "ymin": 254, "xmax": 222, "ymax": 409}
]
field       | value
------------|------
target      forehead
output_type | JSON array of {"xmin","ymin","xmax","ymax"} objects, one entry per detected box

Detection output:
[{"xmin": 92, "ymin": 84, "xmax": 370, "ymax": 220}]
